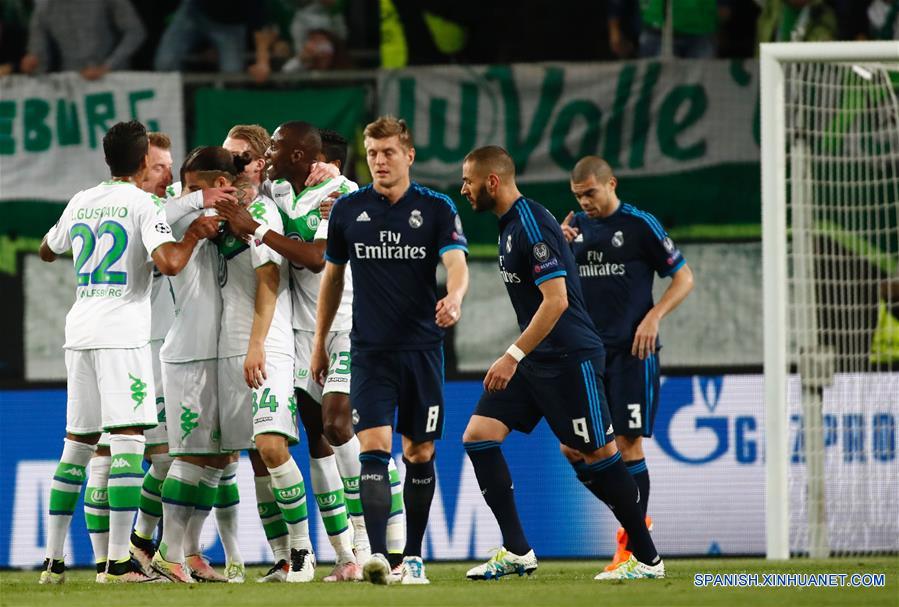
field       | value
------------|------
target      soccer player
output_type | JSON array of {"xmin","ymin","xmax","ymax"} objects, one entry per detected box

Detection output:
[
  {"xmin": 310, "ymin": 116, "xmax": 469, "ymax": 585},
  {"xmin": 135, "ymin": 147, "xmax": 243, "ymax": 584},
  {"xmin": 218, "ymin": 121, "xmax": 361, "ymax": 581},
  {"xmin": 37, "ymin": 120, "xmax": 219, "ymax": 583},
  {"xmin": 561, "ymin": 156, "xmax": 693, "ymax": 571},
  {"xmin": 85, "ymin": 131, "xmax": 177, "ymax": 582},
  {"xmin": 212, "ymin": 145, "xmax": 316, "ymax": 584},
  {"xmin": 219, "ymin": 124, "xmax": 351, "ymax": 583},
  {"xmin": 459, "ymin": 146, "xmax": 664, "ymax": 581}
]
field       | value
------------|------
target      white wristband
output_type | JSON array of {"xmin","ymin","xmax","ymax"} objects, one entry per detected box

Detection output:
[
  {"xmin": 253, "ymin": 224, "xmax": 270, "ymax": 241},
  {"xmin": 505, "ymin": 344, "xmax": 525, "ymax": 362}
]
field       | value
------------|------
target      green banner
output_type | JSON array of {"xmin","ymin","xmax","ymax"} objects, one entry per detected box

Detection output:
[
  {"xmin": 378, "ymin": 60, "xmax": 763, "ymax": 245},
  {"xmin": 192, "ymin": 86, "xmax": 367, "ymax": 147}
]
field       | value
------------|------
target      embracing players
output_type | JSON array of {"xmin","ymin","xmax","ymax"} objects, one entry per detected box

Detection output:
[{"xmin": 38, "ymin": 121, "xmax": 219, "ymax": 583}]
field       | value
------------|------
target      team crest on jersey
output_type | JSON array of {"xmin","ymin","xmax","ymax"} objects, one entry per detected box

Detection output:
[
  {"xmin": 506, "ymin": 234, "xmax": 513, "ymax": 253},
  {"xmin": 306, "ymin": 214, "xmax": 320, "ymax": 231},
  {"xmin": 409, "ymin": 209, "xmax": 423, "ymax": 228},
  {"xmin": 533, "ymin": 243, "xmax": 550, "ymax": 262},
  {"xmin": 612, "ymin": 231, "xmax": 624, "ymax": 248},
  {"xmin": 662, "ymin": 237, "xmax": 675, "ymax": 252}
]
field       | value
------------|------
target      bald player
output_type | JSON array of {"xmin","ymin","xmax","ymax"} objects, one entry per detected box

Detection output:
[
  {"xmin": 460, "ymin": 145, "xmax": 664, "ymax": 581},
  {"xmin": 562, "ymin": 156, "xmax": 693, "ymax": 571}
]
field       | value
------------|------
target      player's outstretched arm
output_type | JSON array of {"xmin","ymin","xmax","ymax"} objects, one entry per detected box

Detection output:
[
  {"xmin": 215, "ymin": 198, "xmax": 326, "ymax": 271},
  {"xmin": 436, "ymin": 248, "xmax": 469, "ymax": 328},
  {"xmin": 311, "ymin": 261, "xmax": 346, "ymax": 385},
  {"xmin": 152, "ymin": 215, "xmax": 220, "ymax": 276},
  {"xmin": 484, "ymin": 277, "xmax": 568, "ymax": 393},
  {"xmin": 632, "ymin": 262, "xmax": 694, "ymax": 360},
  {"xmin": 245, "ymin": 262, "xmax": 279, "ymax": 389}
]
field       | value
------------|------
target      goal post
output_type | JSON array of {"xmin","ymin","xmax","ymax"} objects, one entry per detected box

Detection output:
[{"xmin": 761, "ymin": 41, "xmax": 899, "ymax": 560}]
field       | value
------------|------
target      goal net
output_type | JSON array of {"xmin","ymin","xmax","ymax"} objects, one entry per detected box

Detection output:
[{"xmin": 762, "ymin": 42, "xmax": 899, "ymax": 559}]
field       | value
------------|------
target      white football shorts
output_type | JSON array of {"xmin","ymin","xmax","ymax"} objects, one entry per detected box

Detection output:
[
  {"xmin": 65, "ymin": 345, "xmax": 157, "ymax": 435},
  {"xmin": 162, "ymin": 359, "xmax": 222, "ymax": 456},
  {"xmin": 219, "ymin": 352, "xmax": 297, "ymax": 450},
  {"xmin": 293, "ymin": 329, "xmax": 351, "ymax": 402}
]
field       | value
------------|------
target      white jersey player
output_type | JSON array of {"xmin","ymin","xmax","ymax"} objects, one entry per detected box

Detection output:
[{"xmin": 37, "ymin": 121, "xmax": 218, "ymax": 584}]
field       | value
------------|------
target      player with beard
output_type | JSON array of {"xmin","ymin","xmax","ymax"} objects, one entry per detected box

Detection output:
[{"xmin": 459, "ymin": 146, "xmax": 665, "ymax": 581}]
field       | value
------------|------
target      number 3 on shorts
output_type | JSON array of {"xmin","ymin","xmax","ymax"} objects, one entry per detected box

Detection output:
[
  {"xmin": 627, "ymin": 403, "xmax": 642, "ymax": 429},
  {"xmin": 425, "ymin": 405, "xmax": 439, "ymax": 433}
]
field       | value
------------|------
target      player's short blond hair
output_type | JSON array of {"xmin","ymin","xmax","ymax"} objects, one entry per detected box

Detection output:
[
  {"xmin": 227, "ymin": 124, "xmax": 270, "ymax": 159},
  {"xmin": 363, "ymin": 115, "xmax": 414, "ymax": 150},
  {"xmin": 147, "ymin": 131, "xmax": 171, "ymax": 150}
]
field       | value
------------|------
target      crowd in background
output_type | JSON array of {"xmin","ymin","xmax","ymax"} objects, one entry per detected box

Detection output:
[{"xmin": 0, "ymin": 0, "xmax": 897, "ymax": 80}]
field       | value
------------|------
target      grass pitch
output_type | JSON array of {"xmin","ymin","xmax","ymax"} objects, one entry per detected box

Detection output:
[{"xmin": 1, "ymin": 557, "xmax": 895, "ymax": 607}]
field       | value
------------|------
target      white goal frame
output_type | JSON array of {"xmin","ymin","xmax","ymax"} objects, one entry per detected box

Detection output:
[{"xmin": 761, "ymin": 41, "xmax": 899, "ymax": 560}]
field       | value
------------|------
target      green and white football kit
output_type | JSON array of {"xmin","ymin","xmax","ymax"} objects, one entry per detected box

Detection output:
[
  {"xmin": 217, "ymin": 195, "xmax": 296, "ymax": 450},
  {"xmin": 271, "ymin": 177, "xmax": 355, "ymax": 402},
  {"xmin": 160, "ymin": 209, "xmax": 223, "ymax": 456},
  {"xmin": 43, "ymin": 179, "xmax": 176, "ymax": 571},
  {"xmin": 45, "ymin": 180, "xmax": 176, "ymax": 433}
]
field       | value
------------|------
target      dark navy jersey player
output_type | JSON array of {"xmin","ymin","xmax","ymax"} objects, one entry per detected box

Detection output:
[
  {"xmin": 312, "ymin": 116, "xmax": 469, "ymax": 586},
  {"xmin": 459, "ymin": 145, "xmax": 664, "ymax": 582},
  {"xmin": 562, "ymin": 155, "xmax": 693, "ymax": 572}
]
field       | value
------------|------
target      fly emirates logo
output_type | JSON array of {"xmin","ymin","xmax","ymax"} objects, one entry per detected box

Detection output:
[
  {"xmin": 579, "ymin": 250, "xmax": 625, "ymax": 277},
  {"xmin": 355, "ymin": 231, "xmax": 427, "ymax": 260},
  {"xmin": 498, "ymin": 254, "xmax": 521, "ymax": 284}
]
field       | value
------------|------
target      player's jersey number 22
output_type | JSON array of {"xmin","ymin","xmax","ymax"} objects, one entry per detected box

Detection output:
[{"xmin": 71, "ymin": 220, "xmax": 129, "ymax": 286}]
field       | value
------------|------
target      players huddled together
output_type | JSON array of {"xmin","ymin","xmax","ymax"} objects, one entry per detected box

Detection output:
[{"xmin": 37, "ymin": 114, "xmax": 692, "ymax": 586}]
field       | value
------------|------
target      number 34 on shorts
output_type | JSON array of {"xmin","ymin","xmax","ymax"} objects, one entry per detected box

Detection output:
[{"xmin": 252, "ymin": 388, "xmax": 298, "ymax": 416}]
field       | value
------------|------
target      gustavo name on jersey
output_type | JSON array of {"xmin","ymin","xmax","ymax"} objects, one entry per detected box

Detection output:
[{"xmin": 354, "ymin": 230, "xmax": 427, "ymax": 260}]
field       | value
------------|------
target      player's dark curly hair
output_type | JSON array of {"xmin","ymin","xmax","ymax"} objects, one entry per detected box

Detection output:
[
  {"xmin": 103, "ymin": 120, "xmax": 148, "ymax": 177},
  {"xmin": 320, "ymin": 129, "xmax": 348, "ymax": 171}
]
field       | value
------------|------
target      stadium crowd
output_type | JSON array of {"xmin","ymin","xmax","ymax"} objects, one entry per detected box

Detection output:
[{"xmin": 1, "ymin": 0, "xmax": 897, "ymax": 79}]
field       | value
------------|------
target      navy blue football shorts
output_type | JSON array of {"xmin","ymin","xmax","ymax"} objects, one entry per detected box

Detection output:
[
  {"xmin": 604, "ymin": 348, "xmax": 660, "ymax": 437},
  {"xmin": 351, "ymin": 347, "xmax": 445, "ymax": 442},
  {"xmin": 474, "ymin": 354, "xmax": 615, "ymax": 452}
]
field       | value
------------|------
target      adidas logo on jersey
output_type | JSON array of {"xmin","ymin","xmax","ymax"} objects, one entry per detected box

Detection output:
[
  {"xmin": 574, "ymin": 233, "xmax": 584, "ymax": 242},
  {"xmin": 606, "ymin": 424, "xmax": 614, "ymax": 435},
  {"xmin": 356, "ymin": 211, "xmax": 371, "ymax": 222}
]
